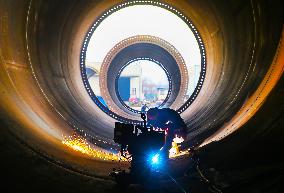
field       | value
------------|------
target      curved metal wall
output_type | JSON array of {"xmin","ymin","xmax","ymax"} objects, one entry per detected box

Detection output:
[{"xmin": 0, "ymin": 0, "xmax": 283, "ymax": 184}]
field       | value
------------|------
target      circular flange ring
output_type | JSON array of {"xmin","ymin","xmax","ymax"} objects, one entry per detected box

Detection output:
[
  {"xmin": 99, "ymin": 35, "xmax": 189, "ymax": 120},
  {"xmin": 80, "ymin": 1, "xmax": 207, "ymax": 124}
]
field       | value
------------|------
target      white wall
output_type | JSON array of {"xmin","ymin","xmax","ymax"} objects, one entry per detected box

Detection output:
[
  {"xmin": 130, "ymin": 76, "xmax": 141, "ymax": 99},
  {"xmin": 88, "ymin": 76, "xmax": 101, "ymax": 96}
]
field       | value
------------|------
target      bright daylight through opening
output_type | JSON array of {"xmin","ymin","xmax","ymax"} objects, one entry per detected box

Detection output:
[
  {"xmin": 117, "ymin": 60, "xmax": 170, "ymax": 112},
  {"xmin": 81, "ymin": 3, "xmax": 205, "ymax": 122}
]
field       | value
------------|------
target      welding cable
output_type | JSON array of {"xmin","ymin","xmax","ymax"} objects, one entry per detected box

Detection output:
[
  {"xmin": 163, "ymin": 171, "xmax": 188, "ymax": 193},
  {"xmin": 193, "ymin": 151, "xmax": 223, "ymax": 193}
]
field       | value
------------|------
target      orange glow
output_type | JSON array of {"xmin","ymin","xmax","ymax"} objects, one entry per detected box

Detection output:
[
  {"xmin": 201, "ymin": 28, "xmax": 284, "ymax": 147},
  {"xmin": 169, "ymin": 136, "xmax": 189, "ymax": 158},
  {"xmin": 62, "ymin": 133, "xmax": 126, "ymax": 161}
]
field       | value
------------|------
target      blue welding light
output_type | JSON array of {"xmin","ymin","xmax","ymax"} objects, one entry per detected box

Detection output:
[{"xmin": 151, "ymin": 154, "xmax": 159, "ymax": 164}]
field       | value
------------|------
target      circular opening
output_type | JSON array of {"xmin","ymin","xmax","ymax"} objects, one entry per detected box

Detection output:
[
  {"xmin": 117, "ymin": 60, "xmax": 170, "ymax": 112},
  {"xmin": 80, "ymin": 3, "xmax": 206, "ymax": 123}
]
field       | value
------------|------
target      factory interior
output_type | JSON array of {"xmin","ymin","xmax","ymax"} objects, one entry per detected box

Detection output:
[{"xmin": 0, "ymin": 0, "xmax": 283, "ymax": 192}]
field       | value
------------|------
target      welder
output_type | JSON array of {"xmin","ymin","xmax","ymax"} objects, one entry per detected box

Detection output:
[{"xmin": 146, "ymin": 107, "xmax": 187, "ymax": 161}]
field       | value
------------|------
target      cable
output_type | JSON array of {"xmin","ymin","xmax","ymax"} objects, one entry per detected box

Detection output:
[
  {"xmin": 165, "ymin": 172, "xmax": 188, "ymax": 193},
  {"xmin": 196, "ymin": 165, "xmax": 222, "ymax": 193},
  {"xmin": 192, "ymin": 149, "xmax": 223, "ymax": 193}
]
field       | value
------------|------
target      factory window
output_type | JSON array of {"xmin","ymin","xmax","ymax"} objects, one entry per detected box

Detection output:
[{"xmin": 131, "ymin": 88, "xmax": 136, "ymax": 95}]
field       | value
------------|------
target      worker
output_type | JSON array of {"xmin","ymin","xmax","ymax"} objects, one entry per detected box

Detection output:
[
  {"xmin": 146, "ymin": 107, "xmax": 187, "ymax": 160},
  {"xmin": 140, "ymin": 103, "xmax": 149, "ymax": 113}
]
